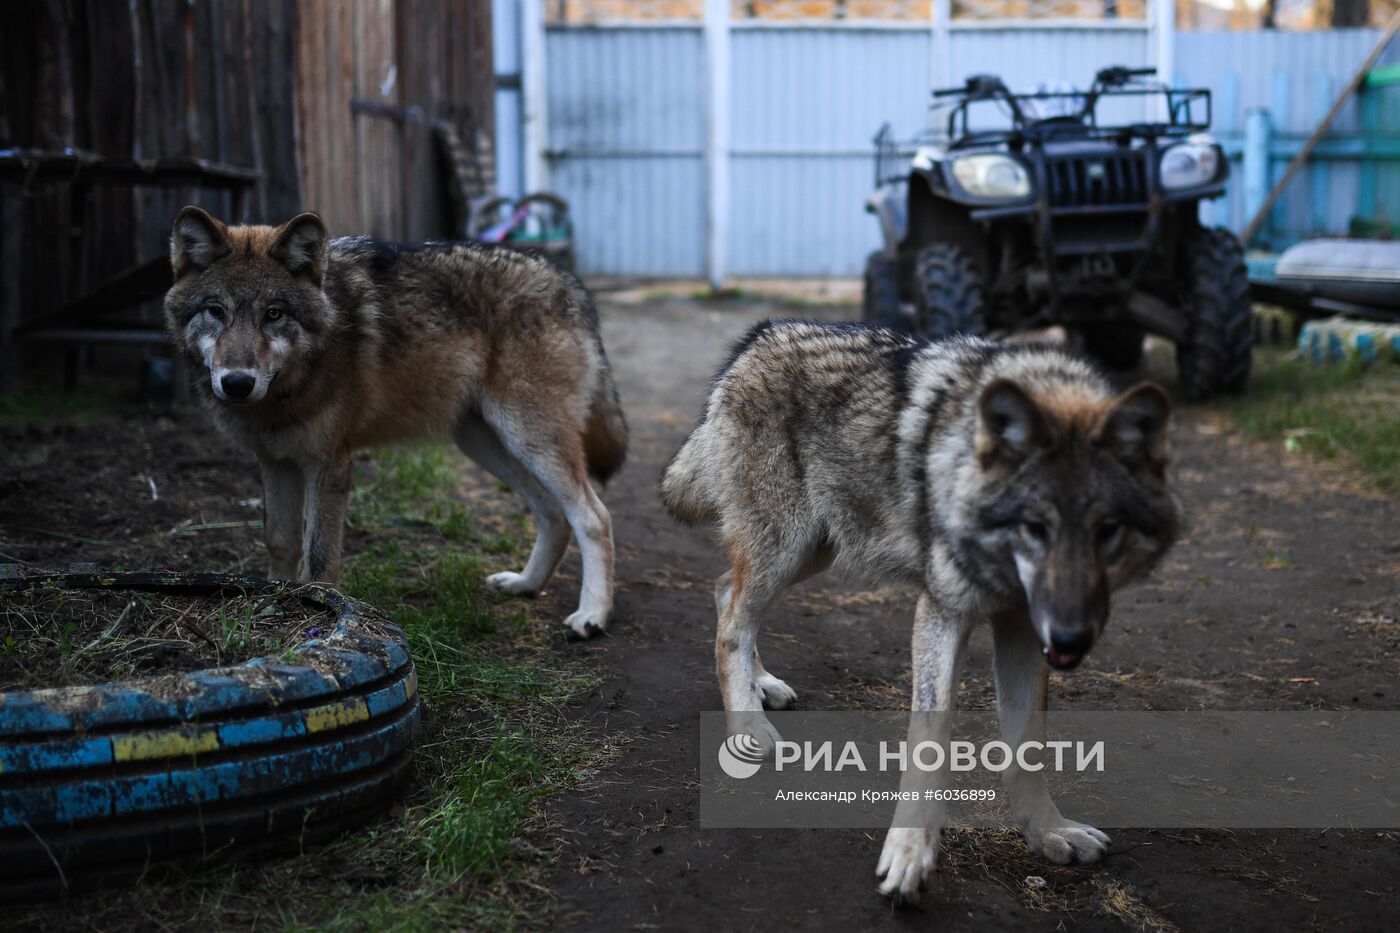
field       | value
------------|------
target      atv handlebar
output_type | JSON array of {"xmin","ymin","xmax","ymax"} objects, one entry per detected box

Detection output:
[
  {"xmin": 931, "ymin": 74, "xmax": 1010, "ymax": 100},
  {"xmin": 1094, "ymin": 66, "xmax": 1158, "ymax": 88}
]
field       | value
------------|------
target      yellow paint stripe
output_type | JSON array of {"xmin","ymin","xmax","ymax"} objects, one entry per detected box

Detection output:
[
  {"xmin": 112, "ymin": 727, "xmax": 220, "ymax": 762},
  {"xmin": 304, "ymin": 696, "xmax": 369, "ymax": 733}
]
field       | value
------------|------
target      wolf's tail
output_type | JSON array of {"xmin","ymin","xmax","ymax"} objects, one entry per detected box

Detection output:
[
  {"xmin": 584, "ymin": 362, "xmax": 628, "ymax": 484},
  {"xmin": 659, "ymin": 427, "xmax": 719, "ymax": 526}
]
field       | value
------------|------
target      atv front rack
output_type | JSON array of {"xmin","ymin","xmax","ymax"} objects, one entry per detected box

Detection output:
[{"xmin": 929, "ymin": 69, "xmax": 1212, "ymax": 148}]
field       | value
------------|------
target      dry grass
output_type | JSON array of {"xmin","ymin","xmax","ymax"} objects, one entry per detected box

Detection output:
[{"xmin": 0, "ymin": 586, "xmax": 333, "ymax": 691}]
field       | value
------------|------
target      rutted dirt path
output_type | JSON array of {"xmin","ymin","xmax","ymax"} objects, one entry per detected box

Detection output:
[{"xmin": 540, "ymin": 299, "xmax": 1400, "ymax": 932}]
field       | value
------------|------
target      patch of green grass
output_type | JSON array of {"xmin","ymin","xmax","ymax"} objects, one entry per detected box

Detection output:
[
  {"xmin": 302, "ymin": 542, "xmax": 594, "ymax": 928},
  {"xmin": 0, "ymin": 389, "xmax": 121, "ymax": 426},
  {"xmin": 352, "ymin": 445, "xmax": 462, "ymax": 524},
  {"xmin": 1219, "ymin": 346, "xmax": 1400, "ymax": 491}
]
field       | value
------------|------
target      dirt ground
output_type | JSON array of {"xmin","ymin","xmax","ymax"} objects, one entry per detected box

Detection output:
[
  {"xmin": 535, "ymin": 298, "xmax": 1400, "ymax": 932},
  {"xmin": 2, "ymin": 296, "xmax": 1398, "ymax": 930}
]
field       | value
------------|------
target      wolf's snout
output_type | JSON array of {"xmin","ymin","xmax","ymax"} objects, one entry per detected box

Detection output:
[
  {"xmin": 1045, "ymin": 627, "xmax": 1093, "ymax": 670},
  {"xmin": 220, "ymin": 371, "xmax": 257, "ymax": 401}
]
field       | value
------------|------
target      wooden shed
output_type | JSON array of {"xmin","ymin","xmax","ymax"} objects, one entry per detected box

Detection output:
[{"xmin": 0, "ymin": 0, "xmax": 495, "ymax": 390}]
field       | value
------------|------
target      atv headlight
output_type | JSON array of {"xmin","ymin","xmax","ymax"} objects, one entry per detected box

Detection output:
[
  {"xmin": 950, "ymin": 154, "xmax": 1031, "ymax": 199},
  {"xmin": 1159, "ymin": 143, "xmax": 1220, "ymax": 190}
]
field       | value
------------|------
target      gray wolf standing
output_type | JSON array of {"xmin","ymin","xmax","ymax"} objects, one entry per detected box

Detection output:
[
  {"xmin": 164, "ymin": 206, "xmax": 627, "ymax": 637},
  {"xmin": 661, "ymin": 320, "xmax": 1179, "ymax": 901}
]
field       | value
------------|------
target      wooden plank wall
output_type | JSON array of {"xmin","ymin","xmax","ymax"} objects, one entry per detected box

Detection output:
[
  {"xmin": 0, "ymin": 0, "xmax": 301, "ymax": 336},
  {"xmin": 1, "ymin": 0, "xmax": 494, "ymax": 387},
  {"xmin": 297, "ymin": 0, "xmax": 495, "ymax": 240}
]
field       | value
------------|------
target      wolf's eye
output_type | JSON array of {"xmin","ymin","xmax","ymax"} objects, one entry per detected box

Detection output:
[
  {"xmin": 1097, "ymin": 521, "xmax": 1123, "ymax": 549},
  {"xmin": 1020, "ymin": 521, "xmax": 1049, "ymax": 545},
  {"xmin": 205, "ymin": 304, "xmax": 225, "ymax": 322},
  {"xmin": 265, "ymin": 307, "xmax": 283, "ymax": 322}
]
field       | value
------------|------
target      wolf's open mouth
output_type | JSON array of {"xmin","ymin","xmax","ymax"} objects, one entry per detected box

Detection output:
[{"xmin": 1044, "ymin": 648, "xmax": 1085, "ymax": 670}]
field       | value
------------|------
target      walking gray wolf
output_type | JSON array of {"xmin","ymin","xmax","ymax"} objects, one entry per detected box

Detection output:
[
  {"xmin": 163, "ymin": 206, "xmax": 627, "ymax": 637},
  {"xmin": 661, "ymin": 320, "xmax": 1180, "ymax": 902}
]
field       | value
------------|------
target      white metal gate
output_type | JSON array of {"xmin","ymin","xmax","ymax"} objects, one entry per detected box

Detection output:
[{"xmin": 497, "ymin": 2, "xmax": 1389, "ymax": 279}]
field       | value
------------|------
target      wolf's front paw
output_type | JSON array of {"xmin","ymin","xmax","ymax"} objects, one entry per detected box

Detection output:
[
  {"xmin": 1024, "ymin": 821, "xmax": 1110, "ymax": 865},
  {"xmin": 486, "ymin": 570, "xmax": 539, "ymax": 596},
  {"xmin": 876, "ymin": 826, "xmax": 938, "ymax": 905},
  {"xmin": 757, "ymin": 672, "xmax": 797, "ymax": 709},
  {"xmin": 726, "ymin": 710, "xmax": 783, "ymax": 755},
  {"xmin": 563, "ymin": 607, "xmax": 609, "ymax": 639}
]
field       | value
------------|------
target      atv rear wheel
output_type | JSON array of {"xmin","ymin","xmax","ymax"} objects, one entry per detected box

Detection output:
[
  {"xmin": 1080, "ymin": 323, "xmax": 1146, "ymax": 372},
  {"xmin": 862, "ymin": 252, "xmax": 905, "ymax": 332},
  {"xmin": 1177, "ymin": 228, "xmax": 1253, "ymax": 401},
  {"xmin": 913, "ymin": 244, "xmax": 985, "ymax": 340}
]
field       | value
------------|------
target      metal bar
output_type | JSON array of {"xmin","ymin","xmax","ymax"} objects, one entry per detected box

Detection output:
[
  {"xmin": 535, "ymin": 18, "xmax": 1148, "ymax": 33},
  {"xmin": 1218, "ymin": 134, "xmax": 1400, "ymax": 160},
  {"xmin": 1359, "ymin": 79, "xmax": 1381, "ymax": 221},
  {"xmin": 1269, "ymin": 70, "xmax": 1292, "ymax": 236},
  {"xmin": 704, "ymin": 0, "xmax": 730, "ymax": 291},
  {"xmin": 931, "ymin": 0, "xmax": 952, "ymax": 92},
  {"xmin": 1150, "ymin": 0, "xmax": 1174, "ymax": 123},
  {"xmin": 1251, "ymin": 281, "xmax": 1400, "ymax": 324},
  {"xmin": 1311, "ymin": 75, "xmax": 1333, "ymax": 235},
  {"xmin": 521, "ymin": 0, "xmax": 548, "ymax": 194},
  {"xmin": 349, "ymin": 99, "xmax": 425, "ymax": 124},
  {"xmin": 20, "ymin": 329, "xmax": 170, "ymax": 345},
  {"xmin": 1242, "ymin": 108, "xmax": 1272, "ymax": 243},
  {"xmin": 1125, "ymin": 290, "xmax": 1187, "ymax": 343}
]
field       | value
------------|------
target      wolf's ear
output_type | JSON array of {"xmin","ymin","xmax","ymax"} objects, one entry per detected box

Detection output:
[
  {"xmin": 976, "ymin": 379, "xmax": 1052, "ymax": 469},
  {"xmin": 170, "ymin": 206, "xmax": 231, "ymax": 278},
  {"xmin": 269, "ymin": 212, "xmax": 328, "ymax": 285},
  {"xmin": 1093, "ymin": 382, "xmax": 1170, "ymax": 475}
]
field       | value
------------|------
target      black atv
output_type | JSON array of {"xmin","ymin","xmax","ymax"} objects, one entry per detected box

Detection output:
[{"xmin": 863, "ymin": 66, "xmax": 1252, "ymax": 400}]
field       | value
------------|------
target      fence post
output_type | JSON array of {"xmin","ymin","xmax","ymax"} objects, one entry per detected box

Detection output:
[
  {"xmin": 521, "ymin": 0, "xmax": 548, "ymax": 194},
  {"xmin": 1311, "ymin": 74, "xmax": 1333, "ymax": 235},
  {"xmin": 931, "ymin": 0, "xmax": 952, "ymax": 93},
  {"xmin": 1358, "ymin": 79, "xmax": 1380, "ymax": 223},
  {"xmin": 1151, "ymin": 0, "xmax": 1175, "ymax": 122},
  {"xmin": 704, "ymin": 0, "xmax": 730, "ymax": 291},
  {"xmin": 1243, "ymin": 107, "xmax": 1273, "ymax": 246}
]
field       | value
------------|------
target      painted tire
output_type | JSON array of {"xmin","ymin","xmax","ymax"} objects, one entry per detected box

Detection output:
[
  {"xmin": 1298, "ymin": 316, "xmax": 1400, "ymax": 366},
  {"xmin": 0, "ymin": 568, "xmax": 420, "ymax": 900}
]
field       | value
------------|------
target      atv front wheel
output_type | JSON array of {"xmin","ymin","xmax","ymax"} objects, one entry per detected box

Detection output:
[
  {"xmin": 863, "ymin": 252, "xmax": 905, "ymax": 332},
  {"xmin": 913, "ymin": 244, "xmax": 984, "ymax": 340},
  {"xmin": 1177, "ymin": 228, "xmax": 1253, "ymax": 400}
]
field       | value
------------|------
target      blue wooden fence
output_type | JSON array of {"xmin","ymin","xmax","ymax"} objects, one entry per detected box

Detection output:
[{"xmin": 1181, "ymin": 29, "xmax": 1400, "ymax": 252}]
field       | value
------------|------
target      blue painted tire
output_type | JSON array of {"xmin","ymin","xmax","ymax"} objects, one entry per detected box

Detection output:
[
  {"xmin": 1297, "ymin": 316, "xmax": 1400, "ymax": 366},
  {"xmin": 0, "ymin": 569, "xmax": 420, "ymax": 900}
]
